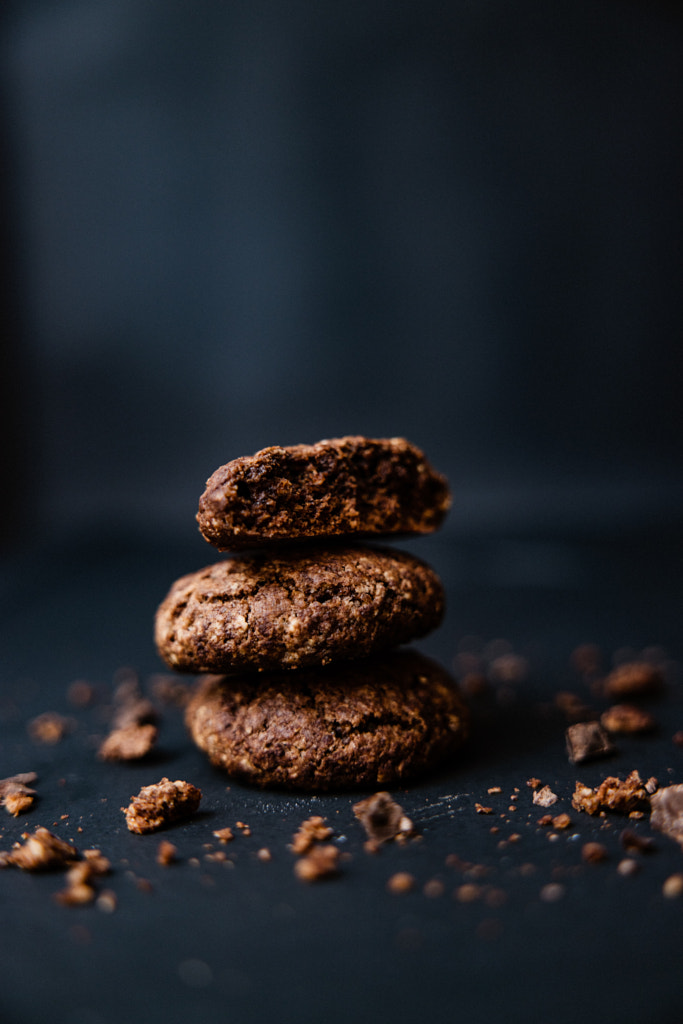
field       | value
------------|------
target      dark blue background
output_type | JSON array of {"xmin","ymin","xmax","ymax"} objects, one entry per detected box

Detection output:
[{"xmin": 2, "ymin": 0, "xmax": 682, "ymax": 549}]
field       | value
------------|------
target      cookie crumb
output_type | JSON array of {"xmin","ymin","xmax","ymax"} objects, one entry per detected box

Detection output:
[
  {"xmin": 582, "ymin": 842, "xmax": 609, "ymax": 864},
  {"xmin": 256, "ymin": 848, "xmax": 271, "ymax": 862},
  {"xmin": 566, "ymin": 721, "xmax": 615, "ymax": 764},
  {"xmin": 122, "ymin": 778, "xmax": 201, "ymax": 834},
  {"xmin": 291, "ymin": 816, "xmax": 333, "ymax": 855},
  {"xmin": 601, "ymin": 704, "xmax": 657, "ymax": 735},
  {"xmin": 455, "ymin": 883, "xmax": 481, "ymax": 903},
  {"xmin": 539, "ymin": 883, "xmax": 565, "ymax": 903},
  {"xmin": 604, "ymin": 661, "xmax": 664, "ymax": 699},
  {"xmin": 386, "ymin": 871, "xmax": 415, "ymax": 894},
  {"xmin": 619, "ymin": 828, "xmax": 656, "ymax": 854},
  {"xmin": 294, "ymin": 844, "xmax": 340, "ymax": 882},
  {"xmin": 572, "ymin": 771, "xmax": 654, "ymax": 816},
  {"xmin": 0, "ymin": 773, "xmax": 38, "ymax": 817},
  {"xmin": 532, "ymin": 786, "xmax": 558, "ymax": 808},
  {"xmin": 353, "ymin": 792, "xmax": 414, "ymax": 845},
  {"xmin": 650, "ymin": 784, "xmax": 683, "ymax": 848},
  {"xmin": 9, "ymin": 827, "xmax": 79, "ymax": 870},
  {"xmin": 475, "ymin": 803, "xmax": 493, "ymax": 815},
  {"xmin": 156, "ymin": 840, "xmax": 178, "ymax": 866},
  {"xmin": 617, "ymin": 858, "xmax": 640, "ymax": 877},
  {"xmin": 98, "ymin": 723, "xmax": 158, "ymax": 762},
  {"xmin": 526, "ymin": 778, "xmax": 541, "ymax": 790},
  {"xmin": 423, "ymin": 878, "xmax": 445, "ymax": 898},
  {"xmin": 662, "ymin": 874, "xmax": 683, "ymax": 899},
  {"xmin": 213, "ymin": 828, "xmax": 234, "ymax": 844},
  {"xmin": 28, "ymin": 713, "xmax": 74, "ymax": 745},
  {"xmin": 96, "ymin": 890, "xmax": 117, "ymax": 913}
]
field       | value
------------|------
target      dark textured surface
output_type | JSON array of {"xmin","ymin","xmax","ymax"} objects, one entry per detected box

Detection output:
[
  {"xmin": 197, "ymin": 437, "xmax": 451, "ymax": 550},
  {"xmin": 185, "ymin": 652, "xmax": 469, "ymax": 790},
  {"xmin": 155, "ymin": 544, "xmax": 444, "ymax": 673},
  {"xmin": 1, "ymin": 528, "xmax": 683, "ymax": 1024}
]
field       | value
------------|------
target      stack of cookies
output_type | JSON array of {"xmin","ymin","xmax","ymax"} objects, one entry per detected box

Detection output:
[{"xmin": 154, "ymin": 436, "xmax": 469, "ymax": 790}]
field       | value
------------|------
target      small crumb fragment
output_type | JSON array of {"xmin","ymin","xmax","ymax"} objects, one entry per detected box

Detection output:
[
  {"xmin": 650, "ymin": 785, "xmax": 683, "ymax": 848},
  {"xmin": 582, "ymin": 842, "xmax": 609, "ymax": 864},
  {"xmin": 475, "ymin": 803, "xmax": 493, "ymax": 815},
  {"xmin": 0, "ymin": 774, "xmax": 38, "ymax": 817},
  {"xmin": 98, "ymin": 723, "xmax": 158, "ymax": 762},
  {"xmin": 291, "ymin": 816, "xmax": 333, "ymax": 855},
  {"xmin": 662, "ymin": 874, "xmax": 683, "ymax": 899},
  {"xmin": 603, "ymin": 661, "xmax": 665, "ymax": 699},
  {"xmin": 386, "ymin": 871, "xmax": 415, "ymax": 894},
  {"xmin": 9, "ymin": 827, "xmax": 79, "ymax": 870},
  {"xmin": 539, "ymin": 883, "xmax": 565, "ymax": 903},
  {"xmin": 96, "ymin": 890, "xmax": 117, "ymax": 913},
  {"xmin": 28, "ymin": 713, "xmax": 74, "ymax": 745},
  {"xmin": 487, "ymin": 787, "xmax": 502, "ymax": 795},
  {"xmin": 294, "ymin": 844, "xmax": 340, "ymax": 882},
  {"xmin": 256, "ymin": 848, "xmax": 271, "ymax": 862},
  {"xmin": 423, "ymin": 878, "xmax": 445, "ymax": 898},
  {"xmin": 489, "ymin": 653, "xmax": 528, "ymax": 684},
  {"xmin": 156, "ymin": 840, "xmax": 178, "ymax": 866},
  {"xmin": 566, "ymin": 721, "xmax": 615, "ymax": 764},
  {"xmin": 455, "ymin": 883, "xmax": 481, "ymax": 903},
  {"xmin": 213, "ymin": 828, "xmax": 234, "ymax": 844},
  {"xmin": 526, "ymin": 778, "xmax": 541, "ymax": 790},
  {"xmin": 532, "ymin": 786, "xmax": 558, "ymax": 808},
  {"xmin": 572, "ymin": 771, "xmax": 654, "ymax": 816},
  {"xmin": 601, "ymin": 704, "xmax": 657, "ymax": 735},
  {"xmin": 67, "ymin": 680, "xmax": 97, "ymax": 708},
  {"xmin": 122, "ymin": 778, "xmax": 201, "ymax": 834},
  {"xmin": 619, "ymin": 829, "xmax": 656, "ymax": 854},
  {"xmin": 552, "ymin": 813, "xmax": 572, "ymax": 830},
  {"xmin": 617, "ymin": 858, "xmax": 640, "ymax": 877},
  {"xmin": 236, "ymin": 821, "xmax": 251, "ymax": 836},
  {"xmin": 353, "ymin": 792, "xmax": 414, "ymax": 845}
]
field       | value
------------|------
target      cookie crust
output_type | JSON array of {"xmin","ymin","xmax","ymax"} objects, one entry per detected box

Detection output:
[
  {"xmin": 184, "ymin": 651, "xmax": 469, "ymax": 790},
  {"xmin": 155, "ymin": 545, "xmax": 444, "ymax": 673},
  {"xmin": 196, "ymin": 436, "xmax": 450, "ymax": 550}
]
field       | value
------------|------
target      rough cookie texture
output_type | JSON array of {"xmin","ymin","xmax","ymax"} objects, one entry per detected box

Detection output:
[
  {"xmin": 184, "ymin": 651, "xmax": 469, "ymax": 790},
  {"xmin": 155, "ymin": 545, "xmax": 445, "ymax": 673},
  {"xmin": 196, "ymin": 436, "xmax": 450, "ymax": 550},
  {"xmin": 123, "ymin": 778, "xmax": 202, "ymax": 834}
]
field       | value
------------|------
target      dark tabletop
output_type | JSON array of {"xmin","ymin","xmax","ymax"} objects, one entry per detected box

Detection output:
[{"xmin": 1, "ymin": 526, "xmax": 682, "ymax": 1024}]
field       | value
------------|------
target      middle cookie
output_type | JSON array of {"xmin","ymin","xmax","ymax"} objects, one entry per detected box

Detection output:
[{"xmin": 155, "ymin": 545, "xmax": 444, "ymax": 673}]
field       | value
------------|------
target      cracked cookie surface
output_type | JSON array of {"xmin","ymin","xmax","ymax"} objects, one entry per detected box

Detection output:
[
  {"xmin": 155, "ymin": 545, "xmax": 444, "ymax": 673},
  {"xmin": 184, "ymin": 651, "xmax": 469, "ymax": 790},
  {"xmin": 196, "ymin": 436, "xmax": 450, "ymax": 550}
]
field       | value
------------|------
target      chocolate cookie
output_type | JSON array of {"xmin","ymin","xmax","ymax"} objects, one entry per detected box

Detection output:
[
  {"xmin": 155, "ymin": 545, "xmax": 444, "ymax": 673},
  {"xmin": 196, "ymin": 436, "xmax": 450, "ymax": 550},
  {"xmin": 184, "ymin": 651, "xmax": 469, "ymax": 790}
]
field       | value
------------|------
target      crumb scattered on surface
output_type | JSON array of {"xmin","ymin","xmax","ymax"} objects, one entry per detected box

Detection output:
[
  {"xmin": 603, "ymin": 661, "xmax": 665, "ymax": 699},
  {"xmin": 7, "ymin": 827, "xmax": 79, "ymax": 870},
  {"xmin": 566, "ymin": 721, "xmax": 615, "ymax": 764},
  {"xmin": 386, "ymin": 871, "xmax": 415, "ymax": 894},
  {"xmin": 156, "ymin": 840, "xmax": 178, "ymax": 866},
  {"xmin": 620, "ymin": 828, "xmax": 656, "ymax": 854},
  {"xmin": 213, "ymin": 828, "xmax": 234, "ymax": 844},
  {"xmin": 291, "ymin": 816, "xmax": 333, "ymax": 855},
  {"xmin": 98, "ymin": 723, "xmax": 158, "ymax": 762},
  {"xmin": 572, "ymin": 770, "xmax": 656, "ymax": 816},
  {"xmin": 123, "ymin": 778, "xmax": 201, "ymax": 834},
  {"xmin": 28, "ymin": 713, "xmax": 74, "ymax": 745},
  {"xmin": 353, "ymin": 793, "xmax": 414, "ymax": 846},
  {"xmin": 526, "ymin": 778, "xmax": 541, "ymax": 790},
  {"xmin": 582, "ymin": 842, "xmax": 609, "ymax": 863},
  {"xmin": 650, "ymin": 785, "xmax": 683, "ymax": 848},
  {"xmin": 294, "ymin": 844, "xmax": 340, "ymax": 882},
  {"xmin": 256, "ymin": 848, "xmax": 271, "ymax": 862},
  {"xmin": 423, "ymin": 878, "xmax": 445, "ymax": 898},
  {"xmin": 617, "ymin": 858, "xmax": 640, "ymax": 877},
  {"xmin": 662, "ymin": 874, "xmax": 683, "ymax": 899},
  {"xmin": 0, "ymin": 773, "xmax": 37, "ymax": 817},
  {"xmin": 601, "ymin": 704, "xmax": 657, "ymax": 735},
  {"xmin": 539, "ymin": 883, "xmax": 565, "ymax": 903},
  {"xmin": 67, "ymin": 680, "xmax": 97, "ymax": 708},
  {"xmin": 532, "ymin": 786, "xmax": 558, "ymax": 808},
  {"xmin": 475, "ymin": 803, "xmax": 493, "ymax": 815}
]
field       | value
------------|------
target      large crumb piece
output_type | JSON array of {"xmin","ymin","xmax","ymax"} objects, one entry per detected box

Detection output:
[
  {"xmin": 294, "ymin": 844, "xmax": 340, "ymax": 882},
  {"xmin": 0, "ymin": 773, "xmax": 38, "ymax": 817},
  {"xmin": 123, "ymin": 778, "xmax": 201, "ymax": 834},
  {"xmin": 601, "ymin": 704, "xmax": 657, "ymax": 735},
  {"xmin": 291, "ymin": 816, "xmax": 333, "ymax": 855},
  {"xmin": 650, "ymin": 785, "xmax": 683, "ymax": 848},
  {"xmin": 98, "ymin": 723, "xmax": 158, "ymax": 762},
  {"xmin": 9, "ymin": 827, "xmax": 79, "ymax": 870},
  {"xmin": 532, "ymin": 786, "xmax": 558, "ymax": 808},
  {"xmin": 27, "ymin": 713, "xmax": 74, "ymax": 745},
  {"xmin": 603, "ymin": 661, "xmax": 665, "ymax": 699},
  {"xmin": 572, "ymin": 770, "xmax": 656, "ymax": 816},
  {"xmin": 566, "ymin": 721, "xmax": 616, "ymax": 764},
  {"xmin": 353, "ymin": 792, "xmax": 414, "ymax": 847}
]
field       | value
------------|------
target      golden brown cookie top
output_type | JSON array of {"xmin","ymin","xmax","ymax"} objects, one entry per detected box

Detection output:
[{"xmin": 196, "ymin": 436, "xmax": 450, "ymax": 551}]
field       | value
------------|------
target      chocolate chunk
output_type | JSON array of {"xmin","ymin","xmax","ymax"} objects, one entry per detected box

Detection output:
[{"xmin": 566, "ymin": 721, "xmax": 616, "ymax": 764}]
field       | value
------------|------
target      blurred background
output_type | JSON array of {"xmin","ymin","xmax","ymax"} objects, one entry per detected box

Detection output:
[{"xmin": 1, "ymin": 0, "xmax": 682, "ymax": 552}]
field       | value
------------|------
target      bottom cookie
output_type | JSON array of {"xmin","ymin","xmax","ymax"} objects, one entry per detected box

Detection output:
[{"xmin": 185, "ymin": 650, "xmax": 469, "ymax": 790}]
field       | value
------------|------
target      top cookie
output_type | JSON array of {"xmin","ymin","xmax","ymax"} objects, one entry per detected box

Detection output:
[{"xmin": 196, "ymin": 436, "xmax": 450, "ymax": 551}]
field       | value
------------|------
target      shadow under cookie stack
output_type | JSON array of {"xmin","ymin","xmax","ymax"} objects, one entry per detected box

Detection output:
[{"xmin": 154, "ymin": 436, "xmax": 469, "ymax": 790}]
